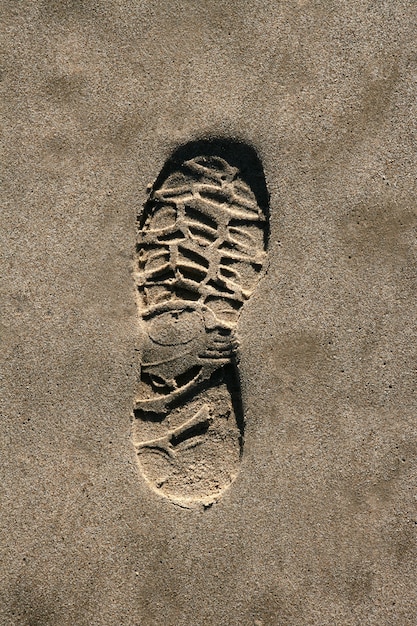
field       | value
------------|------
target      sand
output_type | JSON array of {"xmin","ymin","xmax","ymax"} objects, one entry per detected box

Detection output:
[{"xmin": 1, "ymin": 1, "xmax": 416, "ymax": 624}]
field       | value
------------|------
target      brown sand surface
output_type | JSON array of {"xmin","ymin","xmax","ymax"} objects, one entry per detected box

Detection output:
[{"xmin": 1, "ymin": 1, "xmax": 416, "ymax": 624}]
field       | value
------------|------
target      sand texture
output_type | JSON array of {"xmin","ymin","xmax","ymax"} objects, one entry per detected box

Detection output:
[{"xmin": 1, "ymin": 1, "xmax": 416, "ymax": 624}]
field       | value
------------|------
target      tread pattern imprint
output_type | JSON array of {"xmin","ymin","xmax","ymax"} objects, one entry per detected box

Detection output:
[{"xmin": 131, "ymin": 151, "xmax": 268, "ymax": 508}]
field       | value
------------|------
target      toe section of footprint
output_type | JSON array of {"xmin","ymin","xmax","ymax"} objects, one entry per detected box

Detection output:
[{"xmin": 132, "ymin": 142, "xmax": 269, "ymax": 507}]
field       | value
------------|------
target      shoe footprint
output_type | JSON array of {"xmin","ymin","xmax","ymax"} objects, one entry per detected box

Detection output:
[{"xmin": 132, "ymin": 140, "xmax": 269, "ymax": 507}]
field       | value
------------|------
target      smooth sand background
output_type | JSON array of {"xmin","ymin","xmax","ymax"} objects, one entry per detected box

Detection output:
[{"xmin": 1, "ymin": 1, "xmax": 416, "ymax": 624}]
